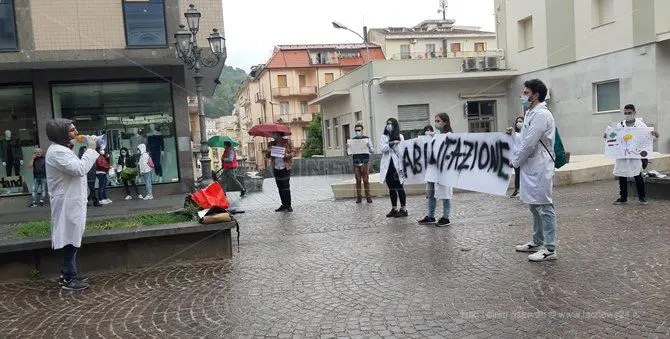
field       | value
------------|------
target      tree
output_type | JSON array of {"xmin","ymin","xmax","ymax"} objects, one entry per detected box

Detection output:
[
  {"xmin": 203, "ymin": 66, "xmax": 248, "ymax": 118},
  {"xmin": 301, "ymin": 113, "xmax": 324, "ymax": 157}
]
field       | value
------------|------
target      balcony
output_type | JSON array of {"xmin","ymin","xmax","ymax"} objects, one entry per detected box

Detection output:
[
  {"xmin": 255, "ymin": 92, "xmax": 266, "ymax": 103},
  {"xmin": 271, "ymin": 86, "xmax": 318, "ymax": 98},
  {"xmin": 390, "ymin": 49, "xmax": 504, "ymax": 60},
  {"xmin": 241, "ymin": 97, "xmax": 251, "ymax": 107},
  {"xmin": 275, "ymin": 113, "xmax": 311, "ymax": 125}
]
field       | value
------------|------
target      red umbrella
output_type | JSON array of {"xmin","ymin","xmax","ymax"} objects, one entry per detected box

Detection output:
[{"xmin": 248, "ymin": 123, "xmax": 292, "ymax": 138}]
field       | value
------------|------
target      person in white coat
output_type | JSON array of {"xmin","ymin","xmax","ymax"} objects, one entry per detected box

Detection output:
[
  {"xmin": 604, "ymin": 104, "xmax": 659, "ymax": 205},
  {"xmin": 511, "ymin": 79, "xmax": 558, "ymax": 262},
  {"xmin": 417, "ymin": 113, "xmax": 454, "ymax": 227},
  {"xmin": 137, "ymin": 143, "xmax": 154, "ymax": 200},
  {"xmin": 379, "ymin": 118, "xmax": 408, "ymax": 218},
  {"xmin": 45, "ymin": 119, "xmax": 99, "ymax": 290}
]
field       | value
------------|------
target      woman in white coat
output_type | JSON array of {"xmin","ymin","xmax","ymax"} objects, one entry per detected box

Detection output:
[
  {"xmin": 379, "ymin": 118, "xmax": 408, "ymax": 218},
  {"xmin": 45, "ymin": 119, "xmax": 99, "ymax": 291},
  {"xmin": 417, "ymin": 113, "xmax": 454, "ymax": 227}
]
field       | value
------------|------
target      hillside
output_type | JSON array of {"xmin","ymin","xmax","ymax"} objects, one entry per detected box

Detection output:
[{"xmin": 204, "ymin": 65, "xmax": 248, "ymax": 118}]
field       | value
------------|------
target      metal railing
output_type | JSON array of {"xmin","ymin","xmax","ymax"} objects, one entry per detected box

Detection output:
[
  {"xmin": 271, "ymin": 86, "xmax": 318, "ymax": 97},
  {"xmin": 390, "ymin": 49, "xmax": 504, "ymax": 60}
]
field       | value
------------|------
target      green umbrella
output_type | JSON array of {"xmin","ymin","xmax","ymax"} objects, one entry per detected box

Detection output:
[{"xmin": 207, "ymin": 135, "xmax": 239, "ymax": 148}]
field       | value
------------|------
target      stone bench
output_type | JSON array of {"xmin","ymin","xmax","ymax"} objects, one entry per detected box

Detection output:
[
  {"xmin": 627, "ymin": 175, "xmax": 670, "ymax": 200},
  {"xmin": 0, "ymin": 221, "xmax": 238, "ymax": 282}
]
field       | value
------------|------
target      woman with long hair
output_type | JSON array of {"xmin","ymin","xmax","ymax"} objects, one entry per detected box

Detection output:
[
  {"xmin": 379, "ymin": 118, "xmax": 408, "ymax": 218},
  {"xmin": 510, "ymin": 116, "xmax": 524, "ymax": 198},
  {"xmin": 418, "ymin": 113, "xmax": 454, "ymax": 227}
]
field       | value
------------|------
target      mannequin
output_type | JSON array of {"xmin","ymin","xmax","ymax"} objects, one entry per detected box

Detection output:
[
  {"xmin": 129, "ymin": 127, "xmax": 145, "ymax": 151},
  {"xmin": 1, "ymin": 130, "xmax": 23, "ymax": 176},
  {"xmin": 146, "ymin": 123, "xmax": 164, "ymax": 181}
]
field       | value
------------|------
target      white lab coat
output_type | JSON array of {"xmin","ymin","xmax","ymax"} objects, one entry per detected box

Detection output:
[
  {"xmin": 46, "ymin": 144, "xmax": 99, "ymax": 249},
  {"xmin": 612, "ymin": 119, "xmax": 646, "ymax": 177},
  {"xmin": 379, "ymin": 133, "xmax": 405, "ymax": 184},
  {"xmin": 512, "ymin": 131, "xmax": 523, "ymax": 159},
  {"xmin": 425, "ymin": 132, "xmax": 453, "ymax": 199},
  {"xmin": 512, "ymin": 102, "xmax": 556, "ymax": 205}
]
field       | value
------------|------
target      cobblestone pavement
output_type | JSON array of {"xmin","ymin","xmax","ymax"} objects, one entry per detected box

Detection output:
[{"xmin": 0, "ymin": 179, "xmax": 669, "ymax": 337}]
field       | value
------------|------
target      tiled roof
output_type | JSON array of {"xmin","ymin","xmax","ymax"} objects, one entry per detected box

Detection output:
[
  {"xmin": 276, "ymin": 43, "xmax": 375, "ymax": 50},
  {"xmin": 265, "ymin": 45, "xmax": 385, "ymax": 69},
  {"xmin": 266, "ymin": 50, "xmax": 311, "ymax": 68}
]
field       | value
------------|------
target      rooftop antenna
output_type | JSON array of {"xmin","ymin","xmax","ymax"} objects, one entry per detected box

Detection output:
[{"xmin": 437, "ymin": 0, "xmax": 448, "ymax": 20}]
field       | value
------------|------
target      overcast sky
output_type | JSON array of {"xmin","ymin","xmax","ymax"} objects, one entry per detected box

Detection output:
[{"xmin": 221, "ymin": 0, "xmax": 495, "ymax": 72}]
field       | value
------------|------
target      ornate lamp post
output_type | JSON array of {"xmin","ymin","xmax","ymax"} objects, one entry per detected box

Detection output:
[{"xmin": 174, "ymin": 4, "xmax": 227, "ymax": 187}]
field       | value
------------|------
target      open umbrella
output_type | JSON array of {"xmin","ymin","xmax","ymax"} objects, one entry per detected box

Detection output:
[
  {"xmin": 208, "ymin": 135, "xmax": 239, "ymax": 148},
  {"xmin": 248, "ymin": 123, "xmax": 291, "ymax": 138}
]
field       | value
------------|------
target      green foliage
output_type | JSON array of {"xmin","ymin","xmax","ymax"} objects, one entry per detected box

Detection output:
[
  {"xmin": 14, "ymin": 212, "xmax": 196, "ymax": 239},
  {"xmin": 302, "ymin": 113, "xmax": 324, "ymax": 158},
  {"xmin": 204, "ymin": 66, "xmax": 248, "ymax": 118}
]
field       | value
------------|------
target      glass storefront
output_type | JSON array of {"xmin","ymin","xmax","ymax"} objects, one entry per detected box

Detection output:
[
  {"xmin": 0, "ymin": 85, "xmax": 38, "ymax": 196},
  {"xmin": 52, "ymin": 81, "xmax": 179, "ymax": 187}
]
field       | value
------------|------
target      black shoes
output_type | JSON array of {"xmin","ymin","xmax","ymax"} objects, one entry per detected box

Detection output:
[
  {"xmin": 510, "ymin": 190, "xmax": 519, "ymax": 198},
  {"xmin": 366, "ymin": 197, "xmax": 373, "ymax": 203},
  {"xmin": 386, "ymin": 209, "xmax": 397, "ymax": 217},
  {"xmin": 356, "ymin": 197, "xmax": 362, "ymax": 204},
  {"xmin": 418, "ymin": 216, "xmax": 436, "ymax": 225},
  {"xmin": 275, "ymin": 205, "xmax": 293, "ymax": 212},
  {"xmin": 394, "ymin": 209, "xmax": 408, "ymax": 218},
  {"xmin": 436, "ymin": 217, "xmax": 451, "ymax": 227}
]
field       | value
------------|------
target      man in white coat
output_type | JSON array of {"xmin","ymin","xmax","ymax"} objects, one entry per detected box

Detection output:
[
  {"xmin": 45, "ymin": 119, "xmax": 99, "ymax": 290},
  {"xmin": 511, "ymin": 79, "xmax": 558, "ymax": 262}
]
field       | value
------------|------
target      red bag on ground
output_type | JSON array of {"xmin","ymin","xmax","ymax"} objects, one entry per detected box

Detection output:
[{"xmin": 190, "ymin": 181, "xmax": 229, "ymax": 210}]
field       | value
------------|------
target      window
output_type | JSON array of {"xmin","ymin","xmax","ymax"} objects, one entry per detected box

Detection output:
[
  {"xmin": 325, "ymin": 119, "xmax": 331, "ymax": 147},
  {"xmin": 300, "ymin": 101, "xmax": 308, "ymax": 114},
  {"xmin": 123, "ymin": 0, "xmax": 167, "ymax": 46},
  {"xmin": 279, "ymin": 101, "xmax": 289, "ymax": 115},
  {"xmin": 0, "ymin": 85, "xmax": 37, "ymax": 197},
  {"xmin": 52, "ymin": 81, "xmax": 179, "ymax": 186},
  {"xmin": 518, "ymin": 16, "xmax": 534, "ymax": 50},
  {"xmin": 594, "ymin": 80, "xmax": 620, "ymax": 113},
  {"xmin": 450, "ymin": 43, "xmax": 461, "ymax": 52},
  {"xmin": 400, "ymin": 44, "xmax": 411, "ymax": 59},
  {"xmin": 397, "ymin": 104, "xmax": 429, "ymax": 139},
  {"xmin": 592, "ymin": 0, "xmax": 614, "ymax": 27},
  {"xmin": 298, "ymin": 74, "xmax": 306, "ymax": 88},
  {"xmin": 474, "ymin": 42, "xmax": 485, "ymax": 52},
  {"xmin": 333, "ymin": 117, "xmax": 339, "ymax": 147},
  {"xmin": 277, "ymin": 75, "xmax": 288, "ymax": 88},
  {"xmin": 354, "ymin": 111, "xmax": 362, "ymax": 123},
  {"xmin": 324, "ymin": 73, "xmax": 334, "ymax": 84},
  {"xmin": 0, "ymin": 0, "xmax": 17, "ymax": 50},
  {"xmin": 425, "ymin": 44, "xmax": 436, "ymax": 57}
]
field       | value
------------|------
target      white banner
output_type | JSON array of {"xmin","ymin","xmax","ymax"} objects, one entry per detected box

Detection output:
[
  {"xmin": 397, "ymin": 133, "xmax": 514, "ymax": 196},
  {"xmin": 604, "ymin": 126, "xmax": 654, "ymax": 159}
]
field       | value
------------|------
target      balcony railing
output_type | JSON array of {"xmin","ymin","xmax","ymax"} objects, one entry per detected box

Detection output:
[
  {"xmin": 271, "ymin": 86, "xmax": 318, "ymax": 98},
  {"xmin": 275, "ymin": 113, "xmax": 312, "ymax": 124},
  {"xmin": 255, "ymin": 92, "xmax": 266, "ymax": 103},
  {"xmin": 390, "ymin": 49, "xmax": 504, "ymax": 60}
]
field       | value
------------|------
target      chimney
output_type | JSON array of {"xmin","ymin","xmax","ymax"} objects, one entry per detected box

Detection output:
[{"xmin": 363, "ymin": 26, "xmax": 368, "ymax": 44}]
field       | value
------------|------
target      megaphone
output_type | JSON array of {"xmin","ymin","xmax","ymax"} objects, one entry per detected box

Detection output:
[{"xmin": 97, "ymin": 134, "xmax": 107, "ymax": 150}]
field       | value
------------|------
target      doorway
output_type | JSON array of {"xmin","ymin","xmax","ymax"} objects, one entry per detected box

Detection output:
[
  {"xmin": 466, "ymin": 100, "xmax": 497, "ymax": 132},
  {"xmin": 342, "ymin": 124, "xmax": 350, "ymax": 155}
]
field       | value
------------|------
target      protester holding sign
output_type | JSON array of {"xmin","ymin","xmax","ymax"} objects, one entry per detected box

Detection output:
[
  {"xmin": 348, "ymin": 122, "xmax": 374, "ymax": 203},
  {"xmin": 266, "ymin": 132, "xmax": 293, "ymax": 212},
  {"xmin": 379, "ymin": 118, "xmax": 408, "ymax": 218},
  {"xmin": 603, "ymin": 104, "xmax": 659, "ymax": 205},
  {"xmin": 418, "ymin": 113, "xmax": 454, "ymax": 227},
  {"xmin": 511, "ymin": 79, "xmax": 558, "ymax": 262}
]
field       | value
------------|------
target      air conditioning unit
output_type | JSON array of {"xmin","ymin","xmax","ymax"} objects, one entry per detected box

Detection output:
[
  {"xmin": 462, "ymin": 57, "xmax": 478, "ymax": 72},
  {"xmin": 484, "ymin": 56, "xmax": 499, "ymax": 70}
]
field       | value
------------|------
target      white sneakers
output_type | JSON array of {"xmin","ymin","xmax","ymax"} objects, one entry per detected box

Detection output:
[
  {"xmin": 143, "ymin": 195, "xmax": 154, "ymax": 200},
  {"xmin": 125, "ymin": 195, "xmax": 133, "ymax": 200},
  {"xmin": 99, "ymin": 199, "xmax": 112, "ymax": 205},
  {"xmin": 515, "ymin": 242, "xmax": 557, "ymax": 261}
]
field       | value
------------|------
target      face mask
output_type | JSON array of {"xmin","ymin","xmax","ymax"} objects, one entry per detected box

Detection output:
[
  {"xmin": 386, "ymin": 124, "xmax": 393, "ymax": 132},
  {"xmin": 121, "ymin": 151, "xmax": 127, "ymax": 156},
  {"xmin": 521, "ymin": 95, "xmax": 532, "ymax": 110},
  {"xmin": 516, "ymin": 122, "xmax": 523, "ymax": 130},
  {"xmin": 100, "ymin": 150, "xmax": 105, "ymax": 155},
  {"xmin": 625, "ymin": 114, "xmax": 635, "ymax": 122},
  {"xmin": 434, "ymin": 123, "xmax": 442, "ymax": 130},
  {"xmin": 354, "ymin": 131, "xmax": 362, "ymax": 138},
  {"xmin": 424, "ymin": 131, "xmax": 432, "ymax": 136}
]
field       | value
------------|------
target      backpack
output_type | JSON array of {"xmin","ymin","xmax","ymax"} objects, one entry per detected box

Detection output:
[
  {"xmin": 148, "ymin": 155, "xmax": 154, "ymax": 169},
  {"xmin": 540, "ymin": 127, "xmax": 570, "ymax": 169}
]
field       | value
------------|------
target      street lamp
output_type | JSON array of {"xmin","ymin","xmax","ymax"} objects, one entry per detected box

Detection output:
[
  {"xmin": 332, "ymin": 21, "xmax": 370, "ymax": 63},
  {"xmin": 174, "ymin": 4, "xmax": 227, "ymax": 187}
]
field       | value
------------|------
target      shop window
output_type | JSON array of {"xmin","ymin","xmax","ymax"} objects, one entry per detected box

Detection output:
[
  {"xmin": 52, "ymin": 81, "xmax": 179, "ymax": 187},
  {"xmin": 0, "ymin": 85, "xmax": 38, "ymax": 197},
  {"xmin": 123, "ymin": 0, "xmax": 167, "ymax": 46},
  {"xmin": 0, "ymin": 0, "xmax": 18, "ymax": 50}
]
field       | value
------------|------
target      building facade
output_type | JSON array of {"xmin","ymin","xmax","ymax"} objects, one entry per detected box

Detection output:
[
  {"xmin": 233, "ymin": 44, "xmax": 385, "ymax": 168},
  {"xmin": 496, "ymin": 0, "xmax": 670, "ymax": 154},
  {"xmin": 368, "ymin": 20, "xmax": 499, "ymax": 60},
  {"xmin": 0, "ymin": 0, "xmax": 224, "ymax": 200}
]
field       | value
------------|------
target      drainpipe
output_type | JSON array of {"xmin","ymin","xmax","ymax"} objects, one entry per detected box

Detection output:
[{"xmin": 365, "ymin": 62, "xmax": 383, "ymax": 151}]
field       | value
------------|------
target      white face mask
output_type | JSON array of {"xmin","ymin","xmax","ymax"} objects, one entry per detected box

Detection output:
[
  {"xmin": 625, "ymin": 114, "xmax": 635, "ymax": 122},
  {"xmin": 516, "ymin": 122, "xmax": 523, "ymax": 130},
  {"xmin": 100, "ymin": 150, "xmax": 105, "ymax": 155},
  {"xmin": 386, "ymin": 124, "xmax": 393, "ymax": 132}
]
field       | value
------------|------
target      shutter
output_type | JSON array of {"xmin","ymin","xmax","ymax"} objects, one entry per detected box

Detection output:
[{"xmin": 397, "ymin": 104, "xmax": 429, "ymax": 131}]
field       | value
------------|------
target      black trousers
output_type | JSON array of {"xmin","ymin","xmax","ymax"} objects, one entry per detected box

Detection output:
[
  {"xmin": 87, "ymin": 180, "xmax": 98, "ymax": 204},
  {"xmin": 273, "ymin": 168, "xmax": 292, "ymax": 207},
  {"xmin": 618, "ymin": 175, "xmax": 645, "ymax": 200},
  {"xmin": 385, "ymin": 164, "xmax": 406, "ymax": 208},
  {"xmin": 514, "ymin": 167, "xmax": 521, "ymax": 190},
  {"xmin": 61, "ymin": 244, "xmax": 78, "ymax": 280}
]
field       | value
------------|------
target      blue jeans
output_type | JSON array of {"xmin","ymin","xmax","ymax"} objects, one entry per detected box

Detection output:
[
  {"xmin": 529, "ymin": 204, "xmax": 557, "ymax": 251},
  {"xmin": 32, "ymin": 178, "xmax": 47, "ymax": 203},
  {"xmin": 142, "ymin": 172, "xmax": 153, "ymax": 196},
  {"xmin": 426, "ymin": 182, "xmax": 451, "ymax": 219},
  {"xmin": 96, "ymin": 173, "xmax": 108, "ymax": 201}
]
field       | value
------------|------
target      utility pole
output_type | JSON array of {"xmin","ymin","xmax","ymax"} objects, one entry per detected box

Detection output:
[{"xmin": 438, "ymin": 0, "xmax": 448, "ymax": 20}]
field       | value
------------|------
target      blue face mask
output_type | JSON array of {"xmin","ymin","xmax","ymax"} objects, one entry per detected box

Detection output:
[
  {"xmin": 521, "ymin": 95, "xmax": 532, "ymax": 110},
  {"xmin": 386, "ymin": 124, "xmax": 393, "ymax": 132},
  {"xmin": 433, "ymin": 123, "xmax": 442, "ymax": 131},
  {"xmin": 354, "ymin": 131, "xmax": 362, "ymax": 138}
]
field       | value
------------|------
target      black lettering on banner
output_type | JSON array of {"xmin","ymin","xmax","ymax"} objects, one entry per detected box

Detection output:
[
  {"xmin": 478, "ymin": 142, "xmax": 490, "ymax": 169},
  {"xmin": 402, "ymin": 146, "xmax": 413, "ymax": 176},
  {"xmin": 496, "ymin": 140, "xmax": 510, "ymax": 180},
  {"xmin": 445, "ymin": 137, "xmax": 462, "ymax": 171},
  {"xmin": 423, "ymin": 141, "xmax": 429, "ymax": 169},
  {"xmin": 460, "ymin": 141, "xmax": 475, "ymax": 170},
  {"xmin": 488, "ymin": 142, "xmax": 499, "ymax": 174},
  {"xmin": 470, "ymin": 141, "xmax": 479, "ymax": 170},
  {"xmin": 412, "ymin": 142, "xmax": 422, "ymax": 174}
]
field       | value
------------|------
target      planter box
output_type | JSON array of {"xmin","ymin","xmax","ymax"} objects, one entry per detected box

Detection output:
[{"xmin": 0, "ymin": 221, "xmax": 238, "ymax": 282}]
